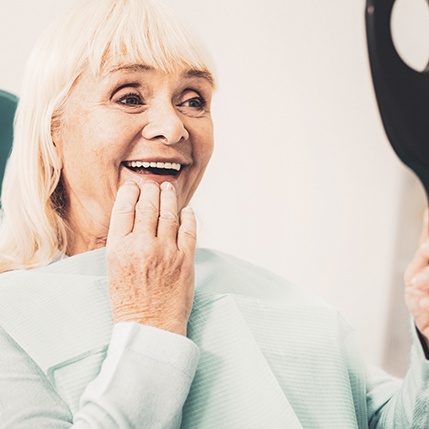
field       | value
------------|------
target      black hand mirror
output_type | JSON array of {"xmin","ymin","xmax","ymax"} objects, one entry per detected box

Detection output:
[{"xmin": 366, "ymin": 0, "xmax": 429, "ymax": 201}]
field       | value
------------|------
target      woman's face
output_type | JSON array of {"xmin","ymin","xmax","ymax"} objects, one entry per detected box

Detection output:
[{"xmin": 53, "ymin": 63, "xmax": 214, "ymax": 247}]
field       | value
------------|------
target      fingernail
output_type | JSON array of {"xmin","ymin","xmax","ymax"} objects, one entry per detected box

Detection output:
[
  {"xmin": 411, "ymin": 272, "xmax": 429, "ymax": 287},
  {"xmin": 123, "ymin": 180, "xmax": 138, "ymax": 187},
  {"xmin": 161, "ymin": 181, "xmax": 174, "ymax": 191}
]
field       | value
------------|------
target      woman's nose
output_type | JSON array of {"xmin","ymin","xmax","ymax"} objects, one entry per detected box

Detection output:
[{"xmin": 142, "ymin": 103, "xmax": 189, "ymax": 144}]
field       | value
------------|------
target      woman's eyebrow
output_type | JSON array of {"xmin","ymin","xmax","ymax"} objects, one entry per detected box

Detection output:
[
  {"xmin": 183, "ymin": 69, "xmax": 215, "ymax": 87},
  {"xmin": 108, "ymin": 64, "xmax": 153, "ymax": 74},
  {"xmin": 106, "ymin": 64, "xmax": 215, "ymax": 87}
]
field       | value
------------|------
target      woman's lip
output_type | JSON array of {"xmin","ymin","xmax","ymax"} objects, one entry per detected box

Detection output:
[
  {"xmin": 122, "ymin": 158, "xmax": 189, "ymax": 165},
  {"xmin": 123, "ymin": 160, "xmax": 182, "ymax": 171},
  {"xmin": 122, "ymin": 164, "xmax": 183, "ymax": 183}
]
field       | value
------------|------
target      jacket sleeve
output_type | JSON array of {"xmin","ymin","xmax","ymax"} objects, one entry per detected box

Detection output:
[
  {"xmin": 0, "ymin": 322, "xmax": 199, "ymax": 428},
  {"xmin": 366, "ymin": 327, "xmax": 429, "ymax": 428}
]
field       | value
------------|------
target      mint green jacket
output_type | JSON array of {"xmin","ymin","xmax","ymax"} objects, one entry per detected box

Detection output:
[{"xmin": 0, "ymin": 248, "xmax": 428, "ymax": 428}]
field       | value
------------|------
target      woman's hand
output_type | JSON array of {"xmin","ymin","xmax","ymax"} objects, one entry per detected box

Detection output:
[
  {"xmin": 106, "ymin": 180, "xmax": 196, "ymax": 336},
  {"xmin": 404, "ymin": 209, "xmax": 429, "ymax": 345}
]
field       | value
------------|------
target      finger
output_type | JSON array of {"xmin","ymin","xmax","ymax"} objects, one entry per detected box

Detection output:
[
  {"xmin": 108, "ymin": 181, "xmax": 140, "ymax": 242},
  {"xmin": 406, "ymin": 285, "xmax": 429, "ymax": 311},
  {"xmin": 178, "ymin": 206, "xmax": 197, "ymax": 253},
  {"xmin": 157, "ymin": 182, "xmax": 179, "ymax": 241},
  {"xmin": 417, "ymin": 295, "xmax": 429, "ymax": 313},
  {"xmin": 405, "ymin": 239, "xmax": 429, "ymax": 285},
  {"xmin": 134, "ymin": 181, "xmax": 160, "ymax": 237},
  {"xmin": 408, "ymin": 265, "xmax": 429, "ymax": 292}
]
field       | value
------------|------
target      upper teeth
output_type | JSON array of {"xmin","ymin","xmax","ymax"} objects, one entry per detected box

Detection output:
[{"xmin": 125, "ymin": 161, "xmax": 181, "ymax": 171}]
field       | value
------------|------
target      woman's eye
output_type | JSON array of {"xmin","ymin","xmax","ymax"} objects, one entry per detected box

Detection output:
[
  {"xmin": 117, "ymin": 93, "xmax": 143, "ymax": 106},
  {"xmin": 180, "ymin": 97, "xmax": 205, "ymax": 110}
]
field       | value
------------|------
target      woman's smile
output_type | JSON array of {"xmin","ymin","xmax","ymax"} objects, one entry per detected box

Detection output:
[
  {"xmin": 123, "ymin": 160, "xmax": 182, "ymax": 174},
  {"xmin": 121, "ymin": 158, "xmax": 187, "ymax": 181}
]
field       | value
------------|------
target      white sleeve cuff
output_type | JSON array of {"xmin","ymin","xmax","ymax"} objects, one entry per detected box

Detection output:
[
  {"xmin": 109, "ymin": 322, "xmax": 200, "ymax": 378},
  {"xmin": 74, "ymin": 322, "xmax": 199, "ymax": 428}
]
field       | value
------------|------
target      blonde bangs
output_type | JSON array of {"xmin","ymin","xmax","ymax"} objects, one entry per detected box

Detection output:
[{"xmin": 84, "ymin": 0, "xmax": 215, "ymax": 81}]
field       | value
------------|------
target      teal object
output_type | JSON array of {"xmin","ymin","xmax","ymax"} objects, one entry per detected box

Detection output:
[{"xmin": 0, "ymin": 90, "xmax": 18, "ymax": 187}]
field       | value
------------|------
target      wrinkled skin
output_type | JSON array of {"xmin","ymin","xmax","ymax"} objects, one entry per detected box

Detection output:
[{"xmin": 107, "ymin": 180, "xmax": 196, "ymax": 335}]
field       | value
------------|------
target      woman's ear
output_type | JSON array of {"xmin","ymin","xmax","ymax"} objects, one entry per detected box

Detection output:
[
  {"xmin": 52, "ymin": 143, "xmax": 64, "ymax": 170},
  {"xmin": 51, "ymin": 111, "xmax": 64, "ymax": 170}
]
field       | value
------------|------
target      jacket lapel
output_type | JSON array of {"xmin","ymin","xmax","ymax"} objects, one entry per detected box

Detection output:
[
  {"xmin": 185, "ymin": 292, "xmax": 363, "ymax": 429},
  {"xmin": 183, "ymin": 293, "xmax": 304, "ymax": 428}
]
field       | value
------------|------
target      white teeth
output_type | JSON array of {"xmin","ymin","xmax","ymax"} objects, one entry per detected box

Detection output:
[{"xmin": 125, "ymin": 161, "xmax": 182, "ymax": 171}]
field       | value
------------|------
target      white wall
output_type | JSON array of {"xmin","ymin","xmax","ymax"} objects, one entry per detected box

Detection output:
[{"xmin": 1, "ymin": 0, "xmax": 427, "ymax": 374}]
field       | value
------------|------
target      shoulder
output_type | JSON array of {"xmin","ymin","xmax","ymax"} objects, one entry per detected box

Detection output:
[{"xmin": 195, "ymin": 248, "xmax": 327, "ymax": 307}]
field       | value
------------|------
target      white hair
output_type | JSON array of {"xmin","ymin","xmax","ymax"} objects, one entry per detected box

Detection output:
[{"xmin": 0, "ymin": 0, "xmax": 215, "ymax": 272}]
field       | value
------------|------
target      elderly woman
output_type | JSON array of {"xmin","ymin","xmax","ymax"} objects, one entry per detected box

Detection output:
[{"xmin": 0, "ymin": 0, "xmax": 428, "ymax": 427}]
